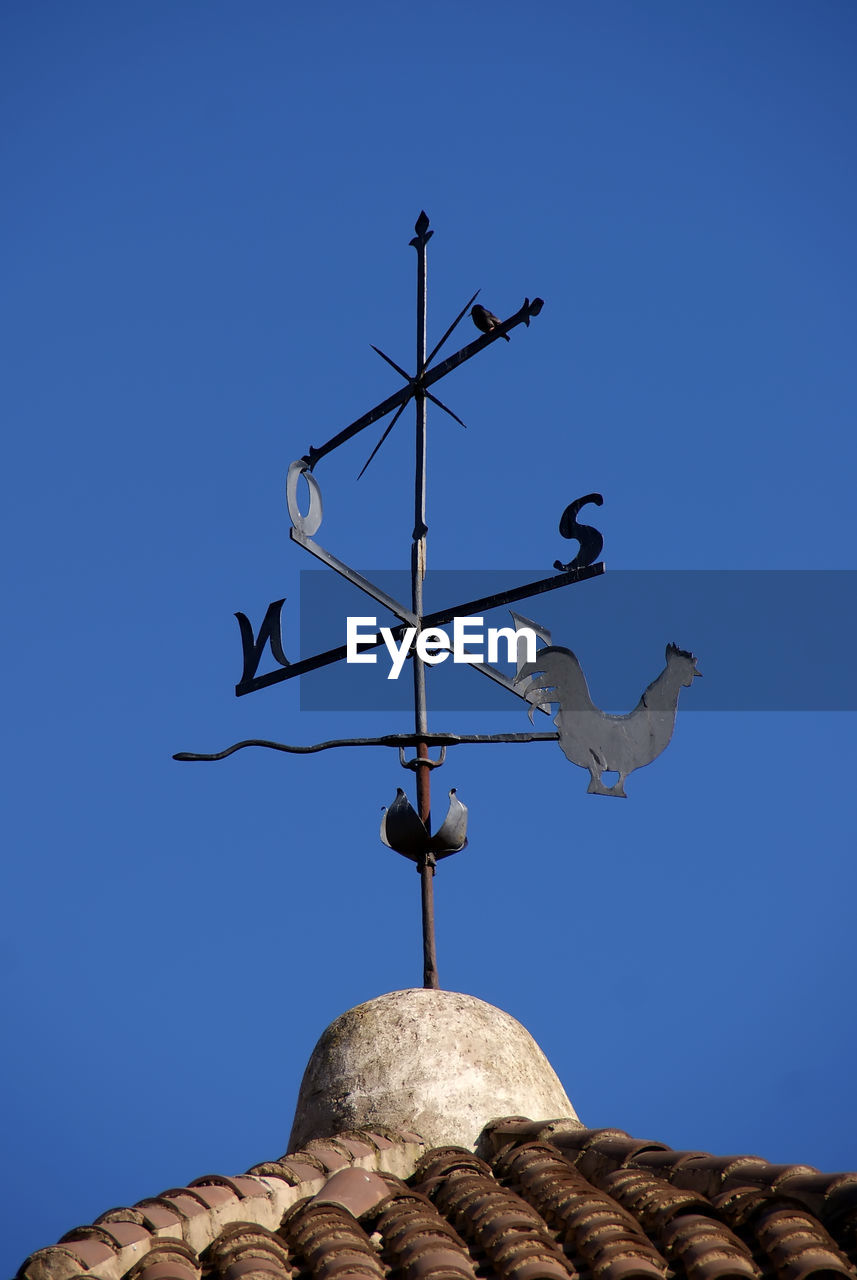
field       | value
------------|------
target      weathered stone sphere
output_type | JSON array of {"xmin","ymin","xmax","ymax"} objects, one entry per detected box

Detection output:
[{"xmin": 288, "ymin": 988, "xmax": 579, "ymax": 1152}]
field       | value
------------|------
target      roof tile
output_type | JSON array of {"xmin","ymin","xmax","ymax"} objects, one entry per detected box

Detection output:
[
  {"xmin": 134, "ymin": 1261, "xmax": 199, "ymax": 1280},
  {"xmin": 279, "ymin": 1159, "xmax": 328, "ymax": 1184},
  {"xmin": 311, "ymin": 1169, "xmax": 392, "ymax": 1220},
  {"xmin": 53, "ymin": 1238, "xmax": 117, "ymax": 1267},
  {"xmin": 133, "ymin": 1199, "xmax": 186, "ymax": 1229},
  {"xmin": 90, "ymin": 1221, "xmax": 152, "ymax": 1249},
  {"xmin": 301, "ymin": 1142, "xmax": 356, "ymax": 1174},
  {"xmin": 189, "ymin": 1175, "xmax": 266, "ymax": 1201},
  {"xmin": 625, "ymin": 1150, "xmax": 711, "ymax": 1174},
  {"xmin": 665, "ymin": 1156, "xmax": 771, "ymax": 1199},
  {"xmin": 157, "ymin": 1193, "xmax": 209, "ymax": 1220},
  {"xmin": 370, "ymin": 1185, "xmax": 475, "ymax": 1280},
  {"xmin": 332, "ymin": 1137, "xmax": 379, "ymax": 1160},
  {"xmin": 283, "ymin": 1199, "xmax": 385, "ymax": 1280},
  {"xmin": 575, "ymin": 1139, "xmax": 670, "ymax": 1182},
  {"xmin": 659, "ymin": 1212, "xmax": 759, "ymax": 1280},
  {"xmin": 418, "ymin": 1163, "xmax": 571, "ymax": 1280},
  {"xmin": 17, "ymin": 1122, "xmax": 857, "ymax": 1280},
  {"xmin": 772, "ymin": 1174, "xmax": 857, "ymax": 1221},
  {"xmin": 127, "ymin": 1242, "xmax": 201, "ymax": 1280},
  {"xmin": 178, "ymin": 1183, "xmax": 237, "ymax": 1210},
  {"xmin": 494, "ymin": 1142, "xmax": 668, "ymax": 1280},
  {"xmin": 596, "ymin": 1166, "xmax": 714, "ymax": 1229},
  {"xmin": 95, "ymin": 1209, "xmax": 148, "ymax": 1228}
]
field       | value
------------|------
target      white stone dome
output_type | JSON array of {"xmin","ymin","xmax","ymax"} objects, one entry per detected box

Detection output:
[{"xmin": 289, "ymin": 988, "xmax": 580, "ymax": 1152}]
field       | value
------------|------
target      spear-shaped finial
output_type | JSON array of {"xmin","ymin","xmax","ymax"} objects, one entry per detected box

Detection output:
[{"xmin": 410, "ymin": 209, "xmax": 433, "ymax": 249}]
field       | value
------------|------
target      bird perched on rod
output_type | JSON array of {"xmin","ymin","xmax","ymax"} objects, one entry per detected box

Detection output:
[{"xmin": 471, "ymin": 304, "xmax": 510, "ymax": 341}]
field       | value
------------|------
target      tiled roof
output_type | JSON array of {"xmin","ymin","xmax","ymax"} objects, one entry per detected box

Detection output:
[{"xmin": 18, "ymin": 1121, "xmax": 857, "ymax": 1280}]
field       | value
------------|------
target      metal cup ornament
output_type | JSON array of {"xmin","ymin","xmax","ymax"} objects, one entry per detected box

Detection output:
[{"xmin": 381, "ymin": 788, "xmax": 468, "ymax": 865}]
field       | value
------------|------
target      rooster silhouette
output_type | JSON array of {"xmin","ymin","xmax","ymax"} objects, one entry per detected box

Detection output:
[{"xmin": 516, "ymin": 643, "xmax": 701, "ymax": 797}]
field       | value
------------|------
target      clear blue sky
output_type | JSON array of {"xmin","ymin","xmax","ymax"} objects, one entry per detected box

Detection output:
[{"xmin": 3, "ymin": 2, "xmax": 856, "ymax": 1271}]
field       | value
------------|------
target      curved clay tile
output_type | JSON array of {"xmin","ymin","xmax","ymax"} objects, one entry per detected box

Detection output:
[{"xmin": 15, "ymin": 1122, "xmax": 857, "ymax": 1280}]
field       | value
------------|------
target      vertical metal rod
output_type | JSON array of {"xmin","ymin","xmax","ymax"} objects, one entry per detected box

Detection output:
[{"xmin": 411, "ymin": 213, "xmax": 438, "ymax": 990}]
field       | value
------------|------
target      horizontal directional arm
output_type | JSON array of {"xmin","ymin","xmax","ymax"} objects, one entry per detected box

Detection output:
[
  {"xmin": 420, "ymin": 556, "xmax": 601, "ymax": 632},
  {"xmin": 235, "ymin": 559, "xmax": 603, "ymax": 695}
]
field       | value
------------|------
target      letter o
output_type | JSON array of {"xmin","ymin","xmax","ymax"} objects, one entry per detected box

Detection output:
[{"xmin": 286, "ymin": 460, "xmax": 323, "ymax": 537}]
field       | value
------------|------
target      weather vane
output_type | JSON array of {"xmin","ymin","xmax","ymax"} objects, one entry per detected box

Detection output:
[{"xmin": 175, "ymin": 212, "xmax": 700, "ymax": 989}]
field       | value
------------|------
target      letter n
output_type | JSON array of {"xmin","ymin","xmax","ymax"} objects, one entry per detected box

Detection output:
[{"xmin": 235, "ymin": 598, "xmax": 290, "ymax": 695}]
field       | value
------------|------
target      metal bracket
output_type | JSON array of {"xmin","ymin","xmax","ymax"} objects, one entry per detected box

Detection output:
[{"xmin": 399, "ymin": 746, "xmax": 446, "ymax": 771}]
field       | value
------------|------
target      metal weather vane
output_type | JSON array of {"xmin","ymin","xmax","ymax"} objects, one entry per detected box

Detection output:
[{"xmin": 175, "ymin": 212, "xmax": 700, "ymax": 989}]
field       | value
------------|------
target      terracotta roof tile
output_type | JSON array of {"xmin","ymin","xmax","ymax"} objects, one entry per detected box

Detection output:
[
  {"xmin": 623, "ymin": 1150, "xmax": 713, "ymax": 1175},
  {"xmin": 282, "ymin": 1198, "xmax": 385, "ymax": 1280},
  {"xmin": 574, "ymin": 1139, "xmax": 672, "ymax": 1182},
  {"xmin": 133, "ymin": 1198, "xmax": 186, "ymax": 1229},
  {"xmin": 127, "ymin": 1242, "xmax": 201, "ymax": 1280},
  {"xmin": 57, "ymin": 1224, "xmax": 133, "ymax": 1261},
  {"xmin": 176, "ymin": 1183, "xmax": 238, "ymax": 1211},
  {"xmin": 95, "ymin": 1208, "xmax": 148, "ymax": 1228},
  {"xmin": 310, "ymin": 1169, "xmax": 392, "ymax": 1219},
  {"xmin": 280, "ymin": 1159, "xmax": 330, "ymax": 1184},
  {"xmin": 189, "ymin": 1175, "xmax": 271, "ymax": 1202},
  {"xmin": 354, "ymin": 1179, "xmax": 475, "ymax": 1278},
  {"xmin": 413, "ymin": 1150, "xmax": 572, "ymax": 1280},
  {"xmin": 333, "ymin": 1138, "xmax": 382, "ymax": 1161},
  {"xmin": 17, "ymin": 1123, "xmax": 857, "ymax": 1280},
  {"xmin": 133, "ymin": 1261, "xmax": 198, "ymax": 1280},
  {"xmin": 772, "ymin": 1174, "xmax": 857, "ymax": 1222},
  {"xmin": 494, "ymin": 1141, "xmax": 668, "ymax": 1280},
  {"xmin": 87, "ymin": 1221, "xmax": 153, "ymax": 1250},
  {"xmin": 52, "ymin": 1237, "xmax": 117, "ymax": 1268},
  {"xmin": 301, "ymin": 1142, "xmax": 360, "ymax": 1174},
  {"xmin": 662, "ymin": 1156, "xmax": 772, "ymax": 1199},
  {"xmin": 354, "ymin": 1131, "xmax": 398, "ymax": 1151},
  {"xmin": 595, "ymin": 1166, "xmax": 716, "ymax": 1230},
  {"xmin": 659, "ymin": 1211, "xmax": 759, "ymax": 1280},
  {"xmin": 247, "ymin": 1163, "xmax": 313, "ymax": 1185},
  {"xmin": 206, "ymin": 1224, "xmax": 294, "ymax": 1280},
  {"xmin": 158, "ymin": 1190, "xmax": 215, "ymax": 1219}
]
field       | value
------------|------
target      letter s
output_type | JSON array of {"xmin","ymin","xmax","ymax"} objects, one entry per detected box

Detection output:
[{"xmin": 554, "ymin": 493, "xmax": 604, "ymax": 571}]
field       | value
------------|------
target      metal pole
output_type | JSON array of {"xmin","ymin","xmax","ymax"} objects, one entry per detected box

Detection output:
[{"xmin": 410, "ymin": 213, "xmax": 438, "ymax": 990}]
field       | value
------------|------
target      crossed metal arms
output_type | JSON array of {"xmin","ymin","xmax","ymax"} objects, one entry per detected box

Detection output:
[
  {"xmin": 234, "ymin": 470, "xmax": 604, "ymax": 698},
  {"xmin": 302, "ymin": 294, "xmax": 545, "ymax": 472},
  {"xmin": 230, "ymin": 274, "xmax": 602, "ymax": 700}
]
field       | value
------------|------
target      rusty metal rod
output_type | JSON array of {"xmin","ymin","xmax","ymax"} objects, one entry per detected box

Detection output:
[
  {"xmin": 411, "ymin": 214, "xmax": 438, "ymax": 991},
  {"xmin": 173, "ymin": 732, "xmax": 560, "ymax": 761},
  {"xmin": 420, "ymin": 847, "xmax": 438, "ymax": 993}
]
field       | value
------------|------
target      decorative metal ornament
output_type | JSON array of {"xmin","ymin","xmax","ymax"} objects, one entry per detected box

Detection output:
[
  {"xmin": 175, "ymin": 212, "xmax": 698, "ymax": 989},
  {"xmin": 381, "ymin": 789, "xmax": 469, "ymax": 863},
  {"xmin": 517, "ymin": 643, "xmax": 702, "ymax": 797}
]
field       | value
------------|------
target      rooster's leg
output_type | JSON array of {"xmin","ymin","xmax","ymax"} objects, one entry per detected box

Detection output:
[{"xmin": 587, "ymin": 769, "xmax": 628, "ymax": 799}]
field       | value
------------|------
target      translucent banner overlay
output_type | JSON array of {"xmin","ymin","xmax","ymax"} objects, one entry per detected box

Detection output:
[{"xmin": 297, "ymin": 570, "xmax": 857, "ymax": 712}]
